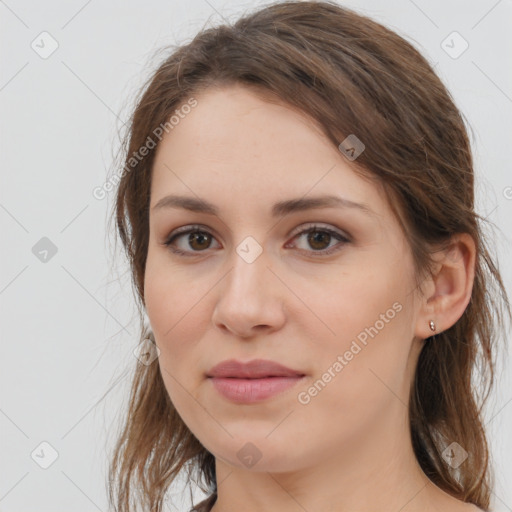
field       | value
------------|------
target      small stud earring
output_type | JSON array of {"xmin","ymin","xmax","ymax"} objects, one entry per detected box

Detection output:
[{"xmin": 429, "ymin": 320, "xmax": 436, "ymax": 332}]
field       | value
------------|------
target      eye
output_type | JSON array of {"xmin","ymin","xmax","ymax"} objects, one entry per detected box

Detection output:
[
  {"xmin": 163, "ymin": 223, "xmax": 350, "ymax": 257},
  {"xmin": 286, "ymin": 223, "xmax": 350, "ymax": 256},
  {"xmin": 163, "ymin": 224, "xmax": 219, "ymax": 256}
]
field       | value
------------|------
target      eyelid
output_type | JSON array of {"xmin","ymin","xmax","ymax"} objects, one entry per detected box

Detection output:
[
  {"xmin": 166, "ymin": 223, "xmax": 215, "ymax": 239},
  {"xmin": 288, "ymin": 222, "xmax": 350, "ymax": 241},
  {"xmin": 163, "ymin": 222, "xmax": 351, "ymax": 256},
  {"xmin": 163, "ymin": 223, "xmax": 221, "ymax": 251}
]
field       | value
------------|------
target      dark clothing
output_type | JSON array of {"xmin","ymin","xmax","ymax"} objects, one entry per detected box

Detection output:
[{"xmin": 190, "ymin": 492, "xmax": 217, "ymax": 512}]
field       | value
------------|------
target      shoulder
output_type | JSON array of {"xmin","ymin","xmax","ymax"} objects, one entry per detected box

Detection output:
[
  {"xmin": 455, "ymin": 503, "xmax": 486, "ymax": 512},
  {"xmin": 434, "ymin": 498, "xmax": 486, "ymax": 512},
  {"xmin": 468, "ymin": 504, "xmax": 486, "ymax": 511}
]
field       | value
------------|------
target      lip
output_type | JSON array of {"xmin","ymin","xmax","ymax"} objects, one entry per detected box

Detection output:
[
  {"xmin": 206, "ymin": 358, "xmax": 305, "ymax": 379},
  {"xmin": 209, "ymin": 376, "xmax": 305, "ymax": 403},
  {"xmin": 206, "ymin": 359, "xmax": 306, "ymax": 404}
]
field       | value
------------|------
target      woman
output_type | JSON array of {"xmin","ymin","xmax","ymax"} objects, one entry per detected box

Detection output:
[{"xmin": 106, "ymin": 1, "xmax": 510, "ymax": 511}]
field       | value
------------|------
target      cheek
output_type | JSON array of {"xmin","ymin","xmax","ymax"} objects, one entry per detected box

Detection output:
[
  {"xmin": 300, "ymin": 265, "xmax": 414, "ymax": 410},
  {"xmin": 145, "ymin": 249, "xmax": 208, "ymax": 337},
  {"xmin": 144, "ymin": 253, "xmax": 217, "ymax": 386},
  {"xmin": 144, "ymin": 264, "xmax": 209, "ymax": 426},
  {"xmin": 305, "ymin": 263, "xmax": 402, "ymax": 344},
  {"xmin": 294, "ymin": 312, "xmax": 412, "ymax": 449}
]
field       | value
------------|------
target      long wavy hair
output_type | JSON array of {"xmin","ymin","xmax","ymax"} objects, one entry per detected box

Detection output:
[{"xmin": 106, "ymin": 1, "xmax": 510, "ymax": 511}]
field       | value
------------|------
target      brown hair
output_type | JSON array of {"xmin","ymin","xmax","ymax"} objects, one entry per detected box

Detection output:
[{"xmin": 106, "ymin": 1, "xmax": 510, "ymax": 511}]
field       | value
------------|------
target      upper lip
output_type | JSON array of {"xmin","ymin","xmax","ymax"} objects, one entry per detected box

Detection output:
[{"xmin": 206, "ymin": 359, "xmax": 305, "ymax": 379}]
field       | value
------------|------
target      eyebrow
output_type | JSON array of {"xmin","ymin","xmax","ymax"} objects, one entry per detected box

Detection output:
[{"xmin": 152, "ymin": 194, "xmax": 375, "ymax": 217}]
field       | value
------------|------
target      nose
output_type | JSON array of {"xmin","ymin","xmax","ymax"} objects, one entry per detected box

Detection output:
[{"xmin": 211, "ymin": 246, "xmax": 287, "ymax": 339}]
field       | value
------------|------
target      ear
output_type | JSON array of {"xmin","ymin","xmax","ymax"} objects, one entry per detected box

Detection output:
[{"xmin": 415, "ymin": 233, "xmax": 476, "ymax": 340}]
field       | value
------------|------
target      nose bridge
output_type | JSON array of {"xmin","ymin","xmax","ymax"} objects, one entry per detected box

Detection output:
[
  {"xmin": 226, "ymin": 236, "xmax": 271, "ymax": 298},
  {"xmin": 212, "ymin": 237, "xmax": 285, "ymax": 336}
]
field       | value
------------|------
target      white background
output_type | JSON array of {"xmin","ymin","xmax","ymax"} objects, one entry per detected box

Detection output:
[{"xmin": 1, "ymin": 0, "xmax": 511, "ymax": 511}]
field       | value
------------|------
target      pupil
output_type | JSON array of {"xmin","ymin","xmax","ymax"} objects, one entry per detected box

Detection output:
[
  {"xmin": 309, "ymin": 231, "xmax": 330, "ymax": 250},
  {"xmin": 191, "ymin": 232, "xmax": 209, "ymax": 250}
]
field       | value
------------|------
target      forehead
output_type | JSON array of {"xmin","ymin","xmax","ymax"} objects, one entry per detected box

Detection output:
[{"xmin": 150, "ymin": 84, "xmax": 388, "ymax": 219}]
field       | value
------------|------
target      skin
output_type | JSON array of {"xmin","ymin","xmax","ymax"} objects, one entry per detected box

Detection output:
[{"xmin": 144, "ymin": 83, "xmax": 479, "ymax": 512}]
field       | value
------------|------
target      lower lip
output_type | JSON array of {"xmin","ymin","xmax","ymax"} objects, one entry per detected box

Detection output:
[{"xmin": 209, "ymin": 376, "xmax": 305, "ymax": 403}]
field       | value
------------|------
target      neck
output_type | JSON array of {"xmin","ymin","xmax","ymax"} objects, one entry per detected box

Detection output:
[{"xmin": 209, "ymin": 402, "xmax": 461, "ymax": 512}]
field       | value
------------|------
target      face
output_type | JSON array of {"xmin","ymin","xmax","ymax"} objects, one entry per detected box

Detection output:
[{"xmin": 144, "ymin": 83, "xmax": 423, "ymax": 473}]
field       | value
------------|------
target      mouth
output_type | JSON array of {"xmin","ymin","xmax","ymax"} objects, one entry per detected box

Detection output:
[
  {"xmin": 206, "ymin": 359, "xmax": 306, "ymax": 404},
  {"xmin": 208, "ymin": 375, "xmax": 306, "ymax": 404},
  {"xmin": 206, "ymin": 358, "xmax": 305, "ymax": 379}
]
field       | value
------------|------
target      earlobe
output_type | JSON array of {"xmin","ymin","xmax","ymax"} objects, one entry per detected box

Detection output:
[{"xmin": 415, "ymin": 233, "xmax": 476, "ymax": 340}]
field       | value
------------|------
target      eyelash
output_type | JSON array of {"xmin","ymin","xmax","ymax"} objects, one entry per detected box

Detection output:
[{"xmin": 163, "ymin": 223, "xmax": 351, "ymax": 257}]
